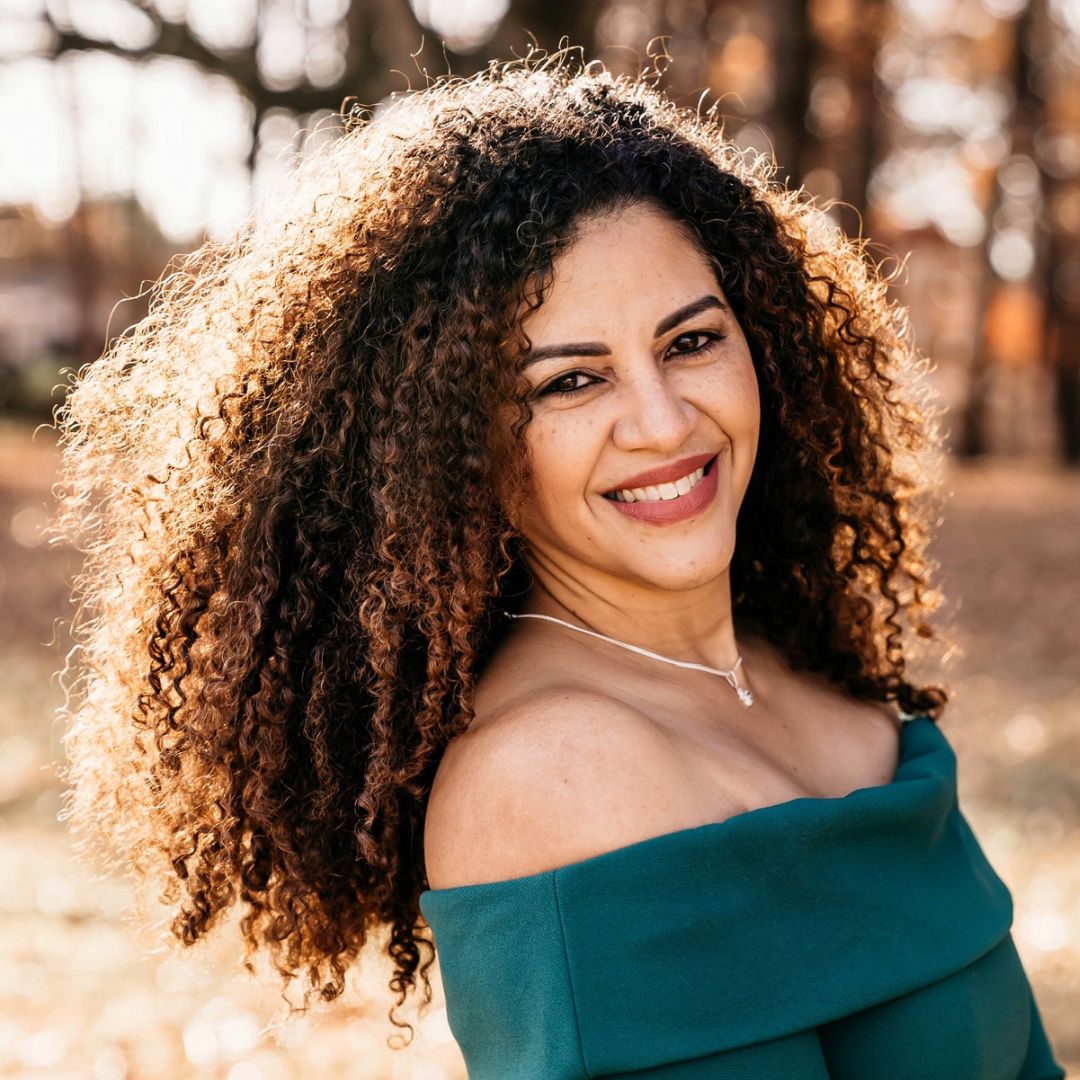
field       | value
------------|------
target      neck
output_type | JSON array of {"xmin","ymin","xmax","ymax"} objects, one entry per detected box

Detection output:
[{"xmin": 517, "ymin": 555, "xmax": 752, "ymax": 676}]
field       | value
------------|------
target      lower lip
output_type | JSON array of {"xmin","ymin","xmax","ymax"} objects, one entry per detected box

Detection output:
[{"xmin": 601, "ymin": 454, "xmax": 720, "ymax": 525}]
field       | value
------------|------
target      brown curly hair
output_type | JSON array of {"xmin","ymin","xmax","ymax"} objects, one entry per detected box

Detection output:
[{"xmin": 50, "ymin": 47, "xmax": 952, "ymax": 1045}]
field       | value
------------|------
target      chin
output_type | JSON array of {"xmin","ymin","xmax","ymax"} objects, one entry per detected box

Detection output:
[{"xmin": 628, "ymin": 560, "xmax": 729, "ymax": 592}]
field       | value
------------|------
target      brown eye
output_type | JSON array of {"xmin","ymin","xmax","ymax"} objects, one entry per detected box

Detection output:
[
  {"xmin": 539, "ymin": 372, "xmax": 601, "ymax": 398},
  {"xmin": 668, "ymin": 331, "xmax": 724, "ymax": 356}
]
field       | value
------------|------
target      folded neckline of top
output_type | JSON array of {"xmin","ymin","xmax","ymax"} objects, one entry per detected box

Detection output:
[{"xmin": 420, "ymin": 712, "xmax": 944, "ymax": 899}]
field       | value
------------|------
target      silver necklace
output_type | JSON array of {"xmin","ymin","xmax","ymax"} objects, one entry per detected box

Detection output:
[{"xmin": 503, "ymin": 611, "xmax": 755, "ymax": 708}]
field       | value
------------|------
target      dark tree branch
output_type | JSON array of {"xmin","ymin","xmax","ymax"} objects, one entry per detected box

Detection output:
[{"xmin": 41, "ymin": 1, "xmax": 478, "ymax": 116}]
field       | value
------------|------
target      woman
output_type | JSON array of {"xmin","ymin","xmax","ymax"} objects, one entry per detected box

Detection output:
[{"xmin": 53, "ymin": 51, "xmax": 1064, "ymax": 1078}]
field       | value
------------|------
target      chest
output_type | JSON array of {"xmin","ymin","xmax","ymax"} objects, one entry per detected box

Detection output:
[
  {"xmin": 660, "ymin": 696, "xmax": 903, "ymax": 813},
  {"xmin": 475, "ymin": 631, "xmax": 902, "ymax": 813}
]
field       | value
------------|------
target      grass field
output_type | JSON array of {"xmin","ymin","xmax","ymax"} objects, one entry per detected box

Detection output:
[{"xmin": 0, "ymin": 417, "xmax": 1076, "ymax": 1079}]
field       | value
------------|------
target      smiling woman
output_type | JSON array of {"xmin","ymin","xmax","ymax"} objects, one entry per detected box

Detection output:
[
  {"xmin": 49, "ymin": 47, "xmax": 1064, "ymax": 1079},
  {"xmin": 511, "ymin": 202, "xmax": 758, "ymax": 546}
]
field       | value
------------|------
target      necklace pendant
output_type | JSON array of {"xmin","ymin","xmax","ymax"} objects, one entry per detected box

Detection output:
[{"xmin": 736, "ymin": 686, "xmax": 754, "ymax": 708}]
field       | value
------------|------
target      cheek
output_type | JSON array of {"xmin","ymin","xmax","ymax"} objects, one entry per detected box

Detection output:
[
  {"xmin": 739, "ymin": 373, "xmax": 761, "ymax": 432},
  {"xmin": 692, "ymin": 359, "xmax": 758, "ymax": 427},
  {"xmin": 525, "ymin": 418, "xmax": 598, "ymax": 512}
]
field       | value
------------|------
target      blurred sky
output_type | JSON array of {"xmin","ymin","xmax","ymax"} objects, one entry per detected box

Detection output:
[{"xmin": 0, "ymin": 0, "xmax": 513, "ymax": 241}]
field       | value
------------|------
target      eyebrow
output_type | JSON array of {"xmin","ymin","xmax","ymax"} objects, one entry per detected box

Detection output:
[{"xmin": 520, "ymin": 294, "xmax": 730, "ymax": 368}]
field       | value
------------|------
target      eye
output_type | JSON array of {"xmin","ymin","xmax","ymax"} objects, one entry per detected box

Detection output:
[
  {"xmin": 667, "ymin": 330, "xmax": 725, "ymax": 356},
  {"xmin": 538, "ymin": 371, "xmax": 601, "ymax": 398}
]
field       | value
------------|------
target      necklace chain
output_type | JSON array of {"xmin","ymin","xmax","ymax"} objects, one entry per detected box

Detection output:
[{"xmin": 503, "ymin": 611, "xmax": 755, "ymax": 708}]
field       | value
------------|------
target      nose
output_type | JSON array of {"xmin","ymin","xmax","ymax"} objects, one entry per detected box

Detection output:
[{"xmin": 611, "ymin": 360, "xmax": 697, "ymax": 452}]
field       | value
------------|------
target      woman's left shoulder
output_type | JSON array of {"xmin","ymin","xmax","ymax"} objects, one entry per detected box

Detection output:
[{"xmin": 860, "ymin": 697, "xmax": 907, "ymax": 733}]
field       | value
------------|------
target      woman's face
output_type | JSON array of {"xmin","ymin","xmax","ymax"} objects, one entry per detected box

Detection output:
[{"xmin": 511, "ymin": 200, "xmax": 760, "ymax": 595}]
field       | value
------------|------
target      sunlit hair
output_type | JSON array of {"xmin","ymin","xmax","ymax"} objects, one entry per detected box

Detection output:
[{"xmin": 51, "ymin": 47, "xmax": 952, "ymax": 1043}]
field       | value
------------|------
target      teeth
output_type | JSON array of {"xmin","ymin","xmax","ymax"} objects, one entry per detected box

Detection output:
[{"xmin": 610, "ymin": 465, "xmax": 705, "ymax": 503}]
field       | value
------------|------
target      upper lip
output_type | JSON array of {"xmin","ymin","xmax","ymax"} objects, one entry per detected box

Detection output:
[{"xmin": 604, "ymin": 452, "xmax": 717, "ymax": 493}]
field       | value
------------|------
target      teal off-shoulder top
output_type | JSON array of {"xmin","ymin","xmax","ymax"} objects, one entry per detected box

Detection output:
[{"xmin": 418, "ymin": 715, "xmax": 1066, "ymax": 1079}]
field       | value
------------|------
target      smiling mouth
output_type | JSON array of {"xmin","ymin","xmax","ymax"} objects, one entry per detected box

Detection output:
[{"xmin": 604, "ymin": 451, "xmax": 721, "ymax": 501}]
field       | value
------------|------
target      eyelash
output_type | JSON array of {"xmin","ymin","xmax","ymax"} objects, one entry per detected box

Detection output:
[{"xmin": 538, "ymin": 331, "xmax": 726, "ymax": 399}]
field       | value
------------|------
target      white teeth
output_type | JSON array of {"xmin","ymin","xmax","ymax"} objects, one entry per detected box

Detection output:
[{"xmin": 610, "ymin": 465, "xmax": 706, "ymax": 503}]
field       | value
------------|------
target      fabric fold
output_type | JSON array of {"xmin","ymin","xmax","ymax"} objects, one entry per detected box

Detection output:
[
  {"xmin": 557, "ymin": 717, "xmax": 1015, "ymax": 1073},
  {"xmin": 419, "ymin": 716, "xmax": 1065, "ymax": 1080}
]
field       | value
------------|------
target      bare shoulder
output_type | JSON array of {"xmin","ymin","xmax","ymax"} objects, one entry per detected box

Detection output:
[
  {"xmin": 422, "ymin": 687, "xmax": 686, "ymax": 890},
  {"xmin": 858, "ymin": 697, "xmax": 907, "ymax": 733}
]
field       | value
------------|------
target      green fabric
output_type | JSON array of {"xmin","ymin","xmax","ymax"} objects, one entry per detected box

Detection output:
[{"xmin": 419, "ymin": 715, "xmax": 1066, "ymax": 1079}]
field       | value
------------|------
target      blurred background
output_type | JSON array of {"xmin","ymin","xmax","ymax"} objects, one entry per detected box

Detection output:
[{"xmin": 0, "ymin": 0, "xmax": 1078, "ymax": 1076}]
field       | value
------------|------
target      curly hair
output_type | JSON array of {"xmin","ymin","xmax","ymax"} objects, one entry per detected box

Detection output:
[{"xmin": 50, "ymin": 47, "xmax": 952, "ymax": 1045}]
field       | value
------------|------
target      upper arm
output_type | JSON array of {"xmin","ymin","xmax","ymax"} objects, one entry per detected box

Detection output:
[{"xmin": 423, "ymin": 689, "xmax": 687, "ymax": 890}]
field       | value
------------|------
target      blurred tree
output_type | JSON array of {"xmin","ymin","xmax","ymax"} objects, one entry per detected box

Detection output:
[
  {"xmin": 1036, "ymin": 6, "xmax": 1080, "ymax": 464},
  {"xmin": 959, "ymin": 0, "xmax": 1080, "ymax": 463},
  {"xmin": 960, "ymin": 0, "xmax": 1042, "ymax": 458},
  {"xmin": 44, "ymin": 0, "xmax": 604, "ymax": 173},
  {"xmin": 800, "ymin": 0, "xmax": 889, "ymax": 236}
]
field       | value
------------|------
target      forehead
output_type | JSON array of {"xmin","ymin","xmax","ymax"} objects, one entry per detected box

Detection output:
[
  {"xmin": 571, "ymin": 199, "xmax": 703, "ymax": 249},
  {"xmin": 520, "ymin": 202, "xmax": 721, "ymax": 337}
]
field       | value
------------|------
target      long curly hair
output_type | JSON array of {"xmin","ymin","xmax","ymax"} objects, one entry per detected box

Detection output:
[{"xmin": 50, "ymin": 48, "xmax": 952, "ymax": 1043}]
